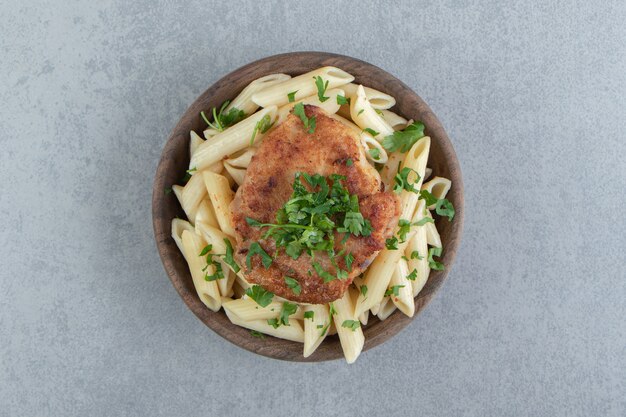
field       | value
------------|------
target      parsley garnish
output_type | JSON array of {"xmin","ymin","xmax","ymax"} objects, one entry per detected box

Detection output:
[
  {"xmin": 415, "ymin": 217, "xmax": 434, "ymax": 226},
  {"xmin": 246, "ymin": 242, "xmax": 273, "ymax": 269},
  {"xmin": 199, "ymin": 244, "xmax": 225, "ymax": 281},
  {"xmin": 346, "ymin": 158, "xmax": 353, "ymax": 166},
  {"xmin": 385, "ymin": 237, "xmax": 399, "ymax": 250},
  {"xmin": 245, "ymin": 285, "xmax": 274, "ymax": 307},
  {"xmin": 284, "ymin": 276, "xmax": 301, "ymax": 295},
  {"xmin": 313, "ymin": 76, "xmax": 329, "ymax": 102},
  {"xmin": 384, "ymin": 285, "xmax": 405, "ymax": 297},
  {"xmin": 344, "ymin": 252, "xmax": 354, "ymax": 271},
  {"xmin": 369, "ymin": 148, "xmax": 381, "ymax": 160},
  {"xmin": 222, "ymin": 238, "xmax": 240, "ymax": 273},
  {"xmin": 250, "ymin": 114, "xmax": 273, "ymax": 146},
  {"xmin": 319, "ymin": 321, "xmax": 330, "ymax": 336},
  {"xmin": 435, "ymin": 199, "xmax": 455, "ymax": 221},
  {"xmin": 336, "ymin": 94, "xmax": 350, "ymax": 105},
  {"xmin": 342, "ymin": 320, "xmax": 360, "ymax": 331},
  {"xmin": 418, "ymin": 190, "xmax": 439, "ymax": 206},
  {"xmin": 428, "ymin": 247, "xmax": 445, "ymax": 270},
  {"xmin": 287, "ymin": 90, "xmax": 298, "ymax": 103},
  {"xmin": 357, "ymin": 109, "xmax": 365, "ymax": 116},
  {"xmin": 397, "ymin": 219, "xmax": 413, "ymax": 243},
  {"xmin": 360, "ymin": 284, "xmax": 368, "ymax": 297},
  {"xmin": 250, "ymin": 330, "xmax": 266, "ymax": 339},
  {"xmin": 312, "ymin": 262, "xmax": 338, "ymax": 283},
  {"xmin": 304, "ymin": 311, "xmax": 314, "ymax": 320},
  {"xmin": 393, "ymin": 167, "xmax": 421, "ymax": 194},
  {"xmin": 329, "ymin": 302, "xmax": 337, "ymax": 316},
  {"xmin": 293, "ymin": 102, "xmax": 316, "ymax": 134},
  {"xmin": 277, "ymin": 302, "xmax": 298, "ymax": 326},
  {"xmin": 246, "ymin": 173, "xmax": 372, "ymax": 272},
  {"xmin": 406, "ymin": 269, "xmax": 418, "ymax": 281},
  {"xmin": 363, "ymin": 127, "xmax": 379, "ymax": 137},
  {"xmin": 410, "ymin": 250, "xmax": 423, "ymax": 260},
  {"xmin": 201, "ymin": 101, "xmax": 245, "ymax": 132},
  {"xmin": 381, "ymin": 122, "xmax": 425, "ymax": 152}
]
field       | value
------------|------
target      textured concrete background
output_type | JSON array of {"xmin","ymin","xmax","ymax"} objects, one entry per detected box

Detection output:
[{"xmin": 1, "ymin": 1, "xmax": 624, "ymax": 416}]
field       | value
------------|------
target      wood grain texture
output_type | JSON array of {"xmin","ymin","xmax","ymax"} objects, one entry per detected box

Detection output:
[{"xmin": 152, "ymin": 52, "xmax": 464, "ymax": 362}]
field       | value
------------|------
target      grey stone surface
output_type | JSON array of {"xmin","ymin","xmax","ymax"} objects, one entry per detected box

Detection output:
[{"xmin": 1, "ymin": 0, "xmax": 624, "ymax": 415}]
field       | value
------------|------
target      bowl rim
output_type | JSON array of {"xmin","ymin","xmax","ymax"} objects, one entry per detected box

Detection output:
[{"xmin": 152, "ymin": 51, "xmax": 464, "ymax": 362}]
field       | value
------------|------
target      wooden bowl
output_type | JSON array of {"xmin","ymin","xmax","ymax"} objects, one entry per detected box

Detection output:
[{"xmin": 152, "ymin": 52, "xmax": 464, "ymax": 362}]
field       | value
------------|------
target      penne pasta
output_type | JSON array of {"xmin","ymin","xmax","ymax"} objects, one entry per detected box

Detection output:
[
  {"xmin": 226, "ymin": 73, "xmax": 291, "ymax": 116},
  {"xmin": 424, "ymin": 167, "xmax": 433, "ymax": 181},
  {"xmin": 376, "ymin": 297, "xmax": 398, "ymax": 320},
  {"xmin": 190, "ymin": 106, "xmax": 278, "ymax": 171},
  {"xmin": 341, "ymin": 83, "xmax": 396, "ymax": 110},
  {"xmin": 424, "ymin": 215, "xmax": 442, "ymax": 248},
  {"xmin": 275, "ymin": 88, "xmax": 345, "ymax": 126},
  {"xmin": 194, "ymin": 199, "xmax": 219, "ymax": 229},
  {"xmin": 194, "ymin": 221, "xmax": 236, "ymax": 296},
  {"xmin": 223, "ymin": 162, "xmax": 247, "ymax": 186},
  {"xmin": 332, "ymin": 292, "xmax": 365, "ymax": 364},
  {"xmin": 202, "ymin": 172, "xmax": 236, "ymax": 237},
  {"xmin": 190, "ymin": 130, "xmax": 205, "ymax": 157},
  {"xmin": 251, "ymin": 66, "xmax": 354, "ymax": 108},
  {"xmin": 224, "ymin": 307, "xmax": 304, "ymax": 343},
  {"xmin": 406, "ymin": 200, "xmax": 430, "ymax": 297},
  {"xmin": 398, "ymin": 137, "xmax": 431, "ymax": 220},
  {"xmin": 181, "ymin": 230, "xmax": 221, "ymax": 311},
  {"xmin": 388, "ymin": 258, "xmax": 415, "ymax": 317},
  {"xmin": 225, "ymin": 148, "xmax": 256, "ymax": 169},
  {"xmin": 303, "ymin": 304, "xmax": 331, "ymax": 358},
  {"xmin": 350, "ymin": 85, "xmax": 394, "ymax": 138},
  {"xmin": 203, "ymin": 127, "xmax": 220, "ymax": 140},
  {"xmin": 361, "ymin": 132, "xmax": 389, "ymax": 164},
  {"xmin": 380, "ymin": 151, "xmax": 404, "ymax": 189},
  {"xmin": 380, "ymin": 110, "xmax": 409, "ymax": 131},
  {"xmin": 421, "ymin": 176, "xmax": 452, "ymax": 208},
  {"xmin": 349, "ymin": 287, "xmax": 369, "ymax": 325},
  {"xmin": 171, "ymin": 218, "xmax": 195, "ymax": 256}
]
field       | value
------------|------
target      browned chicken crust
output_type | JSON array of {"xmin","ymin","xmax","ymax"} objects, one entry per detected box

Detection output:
[{"xmin": 231, "ymin": 106, "xmax": 400, "ymax": 304}]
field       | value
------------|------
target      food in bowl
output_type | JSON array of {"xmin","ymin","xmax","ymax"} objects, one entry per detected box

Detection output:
[{"xmin": 169, "ymin": 66, "xmax": 455, "ymax": 363}]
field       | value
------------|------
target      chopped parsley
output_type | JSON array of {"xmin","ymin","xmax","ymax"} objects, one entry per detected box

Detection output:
[
  {"xmin": 393, "ymin": 167, "xmax": 421, "ymax": 194},
  {"xmin": 357, "ymin": 109, "xmax": 365, "ymax": 116},
  {"xmin": 313, "ymin": 76, "xmax": 330, "ymax": 102},
  {"xmin": 222, "ymin": 238, "xmax": 240, "ymax": 273},
  {"xmin": 381, "ymin": 121, "xmax": 425, "ymax": 152},
  {"xmin": 249, "ymin": 114, "xmax": 273, "ymax": 146},
  {"xmin": 201, "ymin": 100, "xmax": 245, "ymax": 132},
  {"xmin": 435, "ymin": 198, "xmax": 455, "ymax": 221},
  {"xmin": 384, "ymin": 285, "xmax": 405, "ymax": 297},
  {"xmin": 329, "ymin": 302, "xmax": 337, "ymax": 316},
  {"xmin": 406, "ymin": 269, "xmax": 418, "ymax": 281},
  {"xmin": 418, "ymin": 190, "xmax": 439, "ymax": 206},
  {"xmin": 249, "ymin": 330, "xmax": 266, "ymax": 339},
  {"xmin": 287, "ymin": 90, "xmax": 298, "ymax": 103},
  {"xmin": 415, "ymin": 217, "xmax": 434, "ymax": 226},
  {"xmin": 245, "ymin": 285, "xmax": 274, "ymax": 307},
  {"xmin": 341, "ymin": 320, "xmax": 360, "ymax": 331},
  {"xmin": 360, "ymin": 284, "xmax": 368, "ymax": 297},
  {"xmin": 428, "ymin": 247, "xmax": 445, "ymax": 270},
  {"xmin": 344, "ymin": 252, "xmax": 354, "ymax": 271},
  {"xmin": 293, "ymin": 102, "xmax": 316, "ymax": 134},
  {"xmin": 385, "ymin": 236, "xmax": 399, "ymax": 250},
  {"xmin": 336, "ymin": 94, "xmax": 350, "ymax": 105},
  {"xmin": 199, "ymin": 244, "xmax": 224, "ymax": 281},
  {"xmin": 410, "ymin": 250, "xmax": 423, "ymax": 260},
  {"xmin": 346, "ymin": 158, "xmax": 353, "ymax": 167},
  {"xmin": 284, "ymin": 276, "xmax": 301, "ymax": 295},
  {"xmin": 363, "ymin": 127, "xmax": 379, "ymax": 137},
  {"xmin": 246, "ymin": 242, "xmax": 273, "ymax": 269},
  {"xmin": 278, "ymin": 302, "xmax": 298, "ymax": 326},
  {"xmin": 246, "ymin": 173, "xmax": 370, "ymax": 281},
  {"xmin": 369, "ymin": 148, "xmax": 381, "ymax": 160},
  {"xmin": 304, "ymin": 311, "xmax": 314, "ymax": 320}
]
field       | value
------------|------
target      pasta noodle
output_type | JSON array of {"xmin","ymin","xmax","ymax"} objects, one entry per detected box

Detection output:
[
  {"xmin": 350, "ymin": 85, "xmax": 394, "ymax": 138},
  {"xmin": 251, "ymin": 66, "xmax": 354, "ymax": 108},
  {"xmin": 332, "ymin": 291, "xmax": 365, "ymax": 364},
  {"xmin": 190, "ymin": 106, "xmax": 278, "ymax": 171},
  {"xmin": 275, "ymin": 88, "xmax": 344, "ymax": 126},
  {"xmin": 181, "ymin": 230, "xmax": 221, "ymax": 311},
  {"xmin": 226, "ymin": 73, "xmax": 291, "ymax": 116},
  {"xmin": 168, "ymin": 66, "xmax": 453, "ymax": 363},
  {"xmin": 341, "ymin": 83, "xmax": 396, "ymax": 109}
]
